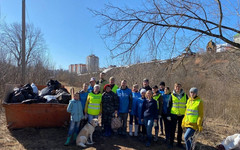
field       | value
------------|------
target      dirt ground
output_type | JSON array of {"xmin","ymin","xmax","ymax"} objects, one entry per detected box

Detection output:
[{"xmin": 0, "ymin": 106, "xmax": 239, "ymax": 150}]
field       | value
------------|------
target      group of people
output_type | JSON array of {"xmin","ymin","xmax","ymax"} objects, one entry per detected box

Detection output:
[{"xmin": 64, "ymin": 72, "xmax": 204, "ymax": 150}]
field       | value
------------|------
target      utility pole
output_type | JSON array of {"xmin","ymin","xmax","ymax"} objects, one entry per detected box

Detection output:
[{"xmin": 21, "ymin": 0, "xmax": 26, "ymax": 84}]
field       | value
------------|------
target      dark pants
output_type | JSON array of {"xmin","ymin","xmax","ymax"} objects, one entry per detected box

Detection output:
[
  {"xmin": 159, "ymin": 117, "xmax": 164, "ymax": 134},
  {"xmin": 129, "ymin": 114, "xmax": 138, "ymax": 125},
  {"xmin": 139, "ymin": 124, "xmax": 146, "ymax": 135},
  {"xmin": 169, "ymin": 114, "xmax": 184, "ymax": 145},
  {"xmin": 162, "ymin": 114, "xmax": 170, "ymax": 141},
  {"xmin": 118, "ymin": 113, "xmax": 128, "ymax": 134}
]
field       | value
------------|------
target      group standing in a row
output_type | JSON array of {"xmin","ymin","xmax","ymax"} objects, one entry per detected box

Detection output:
[{"xmin": 65, "ymin": 72, "xmax": 204, "ymax": 150}]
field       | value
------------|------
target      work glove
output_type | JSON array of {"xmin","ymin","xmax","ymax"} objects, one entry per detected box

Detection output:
[
  {"xmin": 198, "ymin": 126, "xmax": 203, "ymax": 132},
  {"xmin": 167, "ymin": 117, "xmax": 171, "ymax": 121}
]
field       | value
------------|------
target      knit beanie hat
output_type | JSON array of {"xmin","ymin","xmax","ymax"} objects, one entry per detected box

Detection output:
[
  {"xmin": 140, "ymin": 89, "xmax": 147, "ymax": 94},
  {"xmin": 189, "ymin": 87, "xmax": 198, "ymax": 94},
  {"xmin": 103, "ymin": 84, "xmax": 111, "ymax": 91}
]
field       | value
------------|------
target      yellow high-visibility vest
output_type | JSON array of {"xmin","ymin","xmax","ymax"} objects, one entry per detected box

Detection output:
[
  {"xmin": 111, "ymin": 84, "xmax": 118, "ymax": 93},
  {"xmin": 153, "ymin": 94, "xmax": 161, "ymax": 109},
  {"xmin": 185, "ymin": 98, "xmax": 201, "ymax": 123},
  {"xmin": 87, "ymin": 92, "xmax": 102, "ymax": 115},
  {"xmin": 171, "ymin": 93, "xmax": 187, "ymax": 115}
]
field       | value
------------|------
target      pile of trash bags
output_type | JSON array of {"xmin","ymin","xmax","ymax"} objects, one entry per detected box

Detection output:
[{"xmin": 6, "ymin": 80, "xmax": 71, "ymax": 104}]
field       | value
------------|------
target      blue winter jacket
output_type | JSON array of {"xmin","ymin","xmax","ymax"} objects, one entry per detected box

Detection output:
[
  {"xmin": 87, "ymin": 85, "xmax": 94, "ymax": 93},
  {"xmin": 116, "ymin": 87, "xmax": 132, "ymax": 113},
  {"xmin": 130, "ymin": 92, "xmax": 141, "ymax": 115},
  {"xmin": 136, "ymin": 97, "xmax": 145, "ymax": 124},
  {"xmin": 163, "ymin": 93, "xmax": 171, "ymax": 114},
  {"xmin": 141, "ymin": 98, "xmax": 158, "ymax": 120},
  {"xmin": 67, "ymin": 99, "xmax": 84, "ymax": 122},
  {"xmin": 79, "ymin": 90, "xmax": 88, "ymax": 111}
]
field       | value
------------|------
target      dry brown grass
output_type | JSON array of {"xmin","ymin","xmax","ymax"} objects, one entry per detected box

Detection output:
[{"xmin": 0, "ymin": 104, "xmax": 239, "ymax": 150}]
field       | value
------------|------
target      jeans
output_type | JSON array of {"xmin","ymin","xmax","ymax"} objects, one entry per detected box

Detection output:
[
  {"xmin": 184, "ymin": 128, "xmax": 195, "ymax": 150},
  {"xmin": 170, "ymin": 114, "xmax": 184, "ymax": 145},
  {"xmin": 129, "ymin": 114, "xmax": 138, "ymax": 125},
  {"xmin": 144, "ymin": 118, "xmax": 154, "ymax": 142},
  {"xmin": 67, "ymin": 121, "xmax": 80, "ymax": 136},
  {"xmin": 88, "ymin": 114, "xmax": 98, "ymax": 122}
]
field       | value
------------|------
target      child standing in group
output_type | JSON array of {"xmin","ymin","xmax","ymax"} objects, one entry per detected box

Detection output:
[
  {"xmin": 129, "ymin": 84, "xmax": 141, "ymax": 136},
  {"xmin": 64, "ymin": 93, "xmax": 84, "ymax": 146},
  {"xmin": 136, "ymin": 89, "xmax": 147, "ymax": 140}
]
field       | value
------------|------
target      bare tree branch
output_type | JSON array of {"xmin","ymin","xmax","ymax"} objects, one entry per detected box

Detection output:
[{"xmin": 92, "ymin": 0, "xmax": 240, "ymax": 61}]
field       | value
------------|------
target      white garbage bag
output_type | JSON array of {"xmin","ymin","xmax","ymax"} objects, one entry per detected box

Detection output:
[{"xmin": 31, "ymin": 83, "xmax": 38, "ymax": 94}]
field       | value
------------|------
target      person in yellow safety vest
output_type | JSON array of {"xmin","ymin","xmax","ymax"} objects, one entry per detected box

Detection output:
[
  {"xmin": 182, "ymin": 87, "xmax": 203, "ymax": 150},
  {"xmin": 152, "ymin": 85, "xmax": 163, "ymax": 142},
  {"xmin": 109, "ymin": 76, "xmax": 118, "ymax": 94},
  {"xmin": 96, "ymin": 72, "xmax": 108, "ymax": 93},
  {"xmin": 167, "ymin": 83, "xmax": 188, "ymax": 149},
  {"xmin": 84, "ymin": 84, "xmax": 102, "ymax": 122}
]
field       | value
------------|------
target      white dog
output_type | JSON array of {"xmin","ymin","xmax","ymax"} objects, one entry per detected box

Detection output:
[{"xmin": 76, "ymin": 118, "xmax": 98, "ymax": 147}]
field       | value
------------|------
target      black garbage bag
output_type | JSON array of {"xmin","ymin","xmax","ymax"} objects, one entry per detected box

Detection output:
[
  {"xmin": 57, "ymin": 93, "xmax": 71, "ymax": 104},
  {"xmin": 55, "ymin": 87, "xmax": 69, "ymax": 95},
  {"xmin": 8, "ymin": 88, "xmax": 25, "ymax": 103},
  {"xmin": 47, "ymin": 80, "xmax": 61, "ymax": 90},
  {"xmin": 39, "ymin": 86, "xmax": 55, "ymax": 97},
  {"xmin": 55, "ymin": 87, "xmax": 71, "ymax": 104}
]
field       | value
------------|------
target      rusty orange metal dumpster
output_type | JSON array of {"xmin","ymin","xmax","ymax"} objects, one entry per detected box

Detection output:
[
  {"xmin": 2, "ymin": 103, "xmax": 70, "ymax": 129},
  {"xmin": 2, "ymin": 84, "xmax": 71, "ymax": 129}
]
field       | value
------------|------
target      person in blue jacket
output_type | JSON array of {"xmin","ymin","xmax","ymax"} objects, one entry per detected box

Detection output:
[
  {"xmin": 79, "ymin": 83, "xmax": 89, "ymax": 130},
  {"xmin": 79, "ymin": 83, "xmax": 89, "ymax": 112},
  {"xmin": 136, "ymin": 89, "xmax": 147, "ymax": 141},
  {"xmin": 129, "ymin": 84, "xmax": 141, "ymax": 136},
  {"xmin": 88, "ymin": 77, "xmax": 96, "ymax": 93},
  {"xmin": 116, "ymin": 80, "xmax": 132, "ymax": 136},
  {"xmin": 64, "ymin": 93, "xmax": 84, "ymax": 146},
  {"xmin": 141, "ymin": 90, "xmax": 158, "ymax": 147}
]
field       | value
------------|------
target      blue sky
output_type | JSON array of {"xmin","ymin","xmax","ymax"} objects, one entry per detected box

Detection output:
[
  {"xmin": 0, "ymin": 0, "xmax": 140, "ymax": 69},
  {"xmin": 1, "ymin": 0, "xmax": 239, "ymax": 70}
]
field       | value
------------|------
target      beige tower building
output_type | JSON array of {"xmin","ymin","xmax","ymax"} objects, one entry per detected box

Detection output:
[{"xmin": 86, "ymin": 54, "xmax": 99, "ymax": 73}]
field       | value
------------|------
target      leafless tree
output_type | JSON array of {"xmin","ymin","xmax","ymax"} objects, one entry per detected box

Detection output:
[
  {"xmin": 91, "ymin": 0, "xmax": 240, "ymax": 61},
  {"xmin": 0, "ymin": 22, "xmax": 47, "ymax": 67}
]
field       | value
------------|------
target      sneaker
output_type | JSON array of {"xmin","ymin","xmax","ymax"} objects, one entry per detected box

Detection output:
[
  {"xmin": 129, "ymin": 132, "xmax": 133, "ymax": 136},
  {"xmin": 145, "ymin": 141, "xmax": 151, "ymax": 147}
]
